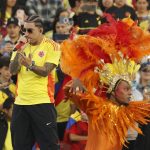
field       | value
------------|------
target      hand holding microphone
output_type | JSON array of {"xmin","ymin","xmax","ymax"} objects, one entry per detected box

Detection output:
[
  {"xmin": 13, "ymin": 36, "xmax": 31, "ymax": 68},
  {"xmin": 13, "ymin": 36, "xmax": 27, "ymax": 52},
  {"xmin": 14, "ymin": 37, "xmax": 33, "ymax": 68}
]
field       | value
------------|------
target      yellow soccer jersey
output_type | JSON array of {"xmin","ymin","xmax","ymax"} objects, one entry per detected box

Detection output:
[
  {"xmin": 56, "ymin": 100, "xmax": 71, "ymax": 122},
  {"xmin": 11, "ymin": 37, "xmax": 60, "ymax": 105}
]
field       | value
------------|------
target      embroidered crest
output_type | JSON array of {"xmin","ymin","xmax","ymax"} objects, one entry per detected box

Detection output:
[{"xmin": 38, "ymin": 51, "xmax": 44, "ymax": 57}]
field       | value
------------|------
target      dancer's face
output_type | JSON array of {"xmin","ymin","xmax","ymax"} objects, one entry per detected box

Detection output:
[{"xmin": 114, "ymin": 80, "xmax": 132, "ymax": 105}]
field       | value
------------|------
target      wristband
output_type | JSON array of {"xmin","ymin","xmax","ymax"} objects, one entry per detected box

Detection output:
[{"xmin": 27, "ymin": 61, "xmax": 35, "ymax": 71}]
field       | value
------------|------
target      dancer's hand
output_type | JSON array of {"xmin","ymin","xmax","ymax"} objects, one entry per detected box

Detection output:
[
  {"xmin": 64, "ymin": 79, "xmax": 86, "ymax": 101},
  {"xmin": 64, "ymin": 85, "xmax": 82, "ymax": 102},
  {"xmin": 69, "ymin": 78, "xmax": 86, "ymax": 94}
]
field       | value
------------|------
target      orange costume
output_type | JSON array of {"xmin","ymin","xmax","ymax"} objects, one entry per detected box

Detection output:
[{"xmin": 60, "ymin": 16, "xmax": 150, "ymax": 150}]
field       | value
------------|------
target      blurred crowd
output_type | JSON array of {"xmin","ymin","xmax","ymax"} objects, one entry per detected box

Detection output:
[
  {"xmin": 0, "ymin": 0, "xmax": 150, "ymax": 150},
  {"xmin": 1, "ymin": 0, "xmax": 150, "ymax": 54}
]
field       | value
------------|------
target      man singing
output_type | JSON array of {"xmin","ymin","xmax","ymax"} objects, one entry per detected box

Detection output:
[{"xmin": 10, "ymin": 15, "xmax": 60, "ymax": 150}]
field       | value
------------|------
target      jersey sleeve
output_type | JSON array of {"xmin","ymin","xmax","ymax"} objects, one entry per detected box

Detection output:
[{"xmin": 45, "ymin": 42, "xmax": 61, "ymax": 66}]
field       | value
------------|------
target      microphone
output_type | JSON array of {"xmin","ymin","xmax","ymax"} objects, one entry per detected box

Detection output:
[{"xmin": 13, "ymin": 37, "xmax": 27, "ymax": 51}]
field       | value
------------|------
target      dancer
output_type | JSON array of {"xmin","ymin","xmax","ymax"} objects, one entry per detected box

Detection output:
[{"xmin": 60, "ymin": 16, "xmax": 150, "ymax": 150}]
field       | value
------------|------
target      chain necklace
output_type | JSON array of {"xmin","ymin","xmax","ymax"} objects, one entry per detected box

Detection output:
[
  {"xmin": 29, "ymin": 45, "xmax": 38, "ymax": 58},
  {"xmin": 28, "ymin": 36, "xmax": 44, "ymax": 58}
]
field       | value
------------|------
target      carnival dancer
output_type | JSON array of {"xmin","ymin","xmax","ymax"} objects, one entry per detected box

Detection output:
[{"xmin": 60, "ymin": 16, "xmax": 150, "ymax": 150}]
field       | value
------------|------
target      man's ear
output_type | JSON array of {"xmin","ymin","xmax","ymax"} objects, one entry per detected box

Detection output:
[{"xmin": 39, "ymin": 27, "xmax": 43, "ymax": 33}]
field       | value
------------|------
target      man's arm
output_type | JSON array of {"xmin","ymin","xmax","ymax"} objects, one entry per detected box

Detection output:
[
  {"xmin": 31, "ymin": 63, "xmax": 56, "ymax": 77},
  {"xmin": 19, "ymin": 53, "xmax": 57, "ymax": 77},
  {"xmin": 9, "ymin": 53, "xmax": 21, "ymax": 75}
]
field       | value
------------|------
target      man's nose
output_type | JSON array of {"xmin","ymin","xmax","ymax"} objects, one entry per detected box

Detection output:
[{"xmin": 25, "ymin": 32, "xmax": 29, "ymax": 37}]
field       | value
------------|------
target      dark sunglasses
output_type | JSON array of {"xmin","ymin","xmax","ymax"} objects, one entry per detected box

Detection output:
[{"xmin": 22, "ymin": 28, "xmax": 33, "ymax": 34}]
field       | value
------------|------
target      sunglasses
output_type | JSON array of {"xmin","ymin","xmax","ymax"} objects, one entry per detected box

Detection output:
[{"xmin": 22, "ymin": 28, "xmax": 33, "ymax": 34}]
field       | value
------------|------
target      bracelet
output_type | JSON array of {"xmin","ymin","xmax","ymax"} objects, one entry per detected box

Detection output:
[{"xmin": 27, "ymin": 61, "xmax": 35, "ymax": 71}]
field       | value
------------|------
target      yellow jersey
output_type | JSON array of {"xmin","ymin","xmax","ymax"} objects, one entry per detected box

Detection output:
[
  {"xmin": 56, "ymin": 100, "xmax": 71, "ymax": 122},
  {"xmin": 11, "ymin": 37, "xmax": 60, "ymax": 105}
]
